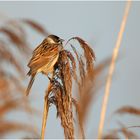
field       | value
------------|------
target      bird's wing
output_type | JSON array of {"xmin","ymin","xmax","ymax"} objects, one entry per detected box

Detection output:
[
  {"xmin": 28, "ymin": 45, "xmax": 59, "ymax": 74},
  {"xmin": 32, "ymin": 39, "xmax": 48, "ymax": 55}
]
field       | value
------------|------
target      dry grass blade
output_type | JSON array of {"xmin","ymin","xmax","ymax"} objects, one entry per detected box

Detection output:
[
  {"xmin": 72, "ymin": 98, "xmax": 85, "ymax": 139},
  {"xmin": 102, "ymin": 128, "xmax": 119, "ymax": 139},
  {"xmin": 94, "ymin": 58, "xmax": 111, "ymax": 77},
  {"xmin": 103, "ymin": 125, "xmax": 138, "ymax": 139},
  {"xmin": 0, "ymin": 121, "xmax": 39, "ymax": 137},
  {"xmin": 0, "ymin": 100, "xmax": 21, "ymax": 117},
  {"xmin": 103, "ymin": 134, "xmax": 119, "ymax": 139},
  {"xmin": 70, "ymin": 44, "xmax": 85, "ymax": 86},
  {"xmin": 114, "ymin": 106, "xmax": 140, "ymax": 116},
  {"xmin": 117, "ymin": 122, "xmax": 138, "ymax": 139},
  {"xmin": 69, "ymin": 38, "xmax": 95, "ymax": 100},
  {"xmin": 71, "ymin": 37, "xmax": 95, "ymax": 76},
  {"xmin": 7, "ymin": 20, "xmax": 27, "ymax": 39},
  {"xmin": 0, "ymin": 41, "xmax": 25, "ymax": 76},
  {"xmin": 21, "ymin": 19, "xmax": 49, "ymax": 36},
  {"xmin": 0, "ymin": 27, "xmax": 29, "ymax": 55},
  {"xmin": 71, "ymin": 47, "xmax": 95, "ymax": 125},
  {"xmin": 120, "ymin": 127, "xmax": 138, "ymax": 139},
  {"xmin": 127, "ymin": 125, "xmax": 140, "ymax": 129},
  {"xmin": 97, "ymin": 1, "xmax": 132, "ymax": 138},
  {"xmin": 0, "ymin": 68, "xmax": 23, "ymax": 95},
  {"xmin": 66, "ymin": 38, "xmax": 95, "ymax": 138},
  {"xmin": 8, "ymin": 75, "xmax": 25, "ymax": 93}
]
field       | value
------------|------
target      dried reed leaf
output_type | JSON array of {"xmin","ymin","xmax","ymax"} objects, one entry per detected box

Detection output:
[
  {"xmin": 72, "ymin": 37, "xmax": 95, "ymax": 75},
  {"xmin": 0, "ymin": 41, "xmax": 25, "ymax": 76},
  {"xmin": 102, "ymin": 128, "xmax": 119, "ymax": 139},
  {"xmin": 69, "ymin": 39, "xmax": 95, "ymax": 98},
  {"xmin": 7, "ymin": 20, "xmax": 27, "ymax": 39},
  {"xmin": 0, "ymin": 121, "xmax": 38, "ymax": 137},
  {"xmin": 70, "ymin": 44, "xmax": 86, "ymax": 94},
  {"xmin": 0, "ymin": 27, "xmax": 29, "ymax": 55},
  {"xmin": 21, "ymin": 19, "xmax": 49, "ymax": 36},
  {"xmin": 117, "ymin": 122, "xmax": 138, "ymax": 139},
  {"xmin": 72, "ymin": 98, "xmax": 85, "ymax": 139},
  {"xmin": 0, "ymin": 69, "xmax": 24, "ymax": 96},
  {"xmin": 0, "ymin": 78, "xmax": 9, "ymax": 94},
  {"xmin": 120, "ymin": 127, "xmax": 138, "ymax": 139},
  {"xmin": 114, "ymin": 106, "xmax": 140, "ymax": 116},
  {"xmin": 127, "ymin": 125, "xmax": 140, "ymax": 129},
  {"xmin": 65, "ymin": 38, "xmax": 96, "ymax": 135},
  {"xmin": 94, "ymin": 58, "xmax": 111, "ymax": 77},
  {"xmin": 8, "ymin": 75, "xmax": 25, "ymax": 93},
  {"xmin": 0, "ymin": 100, "xmax": 20, "ymax": 116},
  {"xmin": 103, "ymin": 126, "xmax": 138, "ymax": 139},
  {"xmin": 103, "ymin": 134, "xmax": 119, "ymax": 139}
]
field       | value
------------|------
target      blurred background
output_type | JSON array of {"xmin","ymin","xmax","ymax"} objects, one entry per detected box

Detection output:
[{"xmin": 0, "ymin": 1, "xmax": 140, "ymax": 139}]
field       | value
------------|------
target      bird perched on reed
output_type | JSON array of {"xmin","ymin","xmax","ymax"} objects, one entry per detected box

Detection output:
[{"xmin": 26, "ymin": 35, "xmax": 64, "ymax": 96}]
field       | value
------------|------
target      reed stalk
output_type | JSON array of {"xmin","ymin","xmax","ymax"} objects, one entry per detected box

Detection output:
[{"xmin": 97, "ymin": 1, "xmax": 132, "ymax": 139}]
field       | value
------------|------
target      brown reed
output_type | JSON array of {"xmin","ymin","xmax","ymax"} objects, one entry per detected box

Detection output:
[
  {"xmin": 0, "ymin": 17, "xmax": 48, "ymax": 138},
  {"xmin": 40, "ymin": 37, "xmax": 95, "ymax": 139}
]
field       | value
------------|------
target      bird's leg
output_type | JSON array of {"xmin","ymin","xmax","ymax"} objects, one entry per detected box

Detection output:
[
  {"xmin": 47, "ymin": 72, "xmax": 55, "ymax": 83},
  {"xmin": 47, "ymin": 74, "xmax": 52, "ymax": 82},
  {"xmin": 47, "ymin": 75, "xmax": 51, "ymax": 81}
]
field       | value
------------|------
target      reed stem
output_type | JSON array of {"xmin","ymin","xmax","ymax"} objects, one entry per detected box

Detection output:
[
  {"xmin": 41, "ymin": 97, "xmax": 49, "ymax": 139},
  {"xmin": 97, "ymin": 1, "xmax": 132, "ymax": 139}
]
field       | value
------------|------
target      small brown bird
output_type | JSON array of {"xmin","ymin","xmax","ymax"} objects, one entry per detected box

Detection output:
[{"xmin": 26, "ymin": 35, "xmax": 64, "ymax": 96}]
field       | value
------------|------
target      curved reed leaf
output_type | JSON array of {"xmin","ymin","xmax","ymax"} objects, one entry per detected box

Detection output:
[
  {"xmin": 114, "ymin": 106, "xmax": 140, "ymax": 116},
  {"xmin": 0, "ymin": 121, "xmax": 39, "ymax": 137},
  {"xmin": 21, "ymin": 19, "xmax": 49, "ymax": 36},
  {"xmin": 0, "ymin": 27, "xmax": 29, "ymax": 55}
]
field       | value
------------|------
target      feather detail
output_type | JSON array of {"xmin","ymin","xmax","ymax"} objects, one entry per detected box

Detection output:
[{"xmin": 26, "ymin": 73, "xmax": 36, "ymax": 96}]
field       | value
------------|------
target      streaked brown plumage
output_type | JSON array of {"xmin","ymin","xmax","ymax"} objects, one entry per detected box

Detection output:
[{"xmin": 26, "ymin": 35, "xmax": 64, "ymax": 96}]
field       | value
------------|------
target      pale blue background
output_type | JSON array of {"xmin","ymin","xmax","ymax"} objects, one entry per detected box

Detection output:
[{"xmin": 0, "ymin": 1, "xmax": 140, "ymax": 138}]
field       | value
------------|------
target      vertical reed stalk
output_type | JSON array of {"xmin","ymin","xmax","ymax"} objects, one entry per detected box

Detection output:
[
  {"xmin": 97, "ymin": 1, "xmax": 132, "ymax": 139},
  {"xmin": 41, "ymin": 98, "xmax": 49, "ymax": 139},
  {"xmin": 41, "ymin": 84, "xmax": 50, "ymax": 139}
]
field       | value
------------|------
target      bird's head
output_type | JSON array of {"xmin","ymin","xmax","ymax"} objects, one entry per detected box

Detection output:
[{"xmin": 46, "ymin": 35, "xmax": 64, "ymax": 45}]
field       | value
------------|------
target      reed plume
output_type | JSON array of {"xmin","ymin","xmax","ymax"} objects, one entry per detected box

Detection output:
[{"xmin": 40, "ymin": 37, "xmax": 95, "ymax": 139}]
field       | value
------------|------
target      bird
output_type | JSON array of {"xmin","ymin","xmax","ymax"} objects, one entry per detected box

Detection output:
[{"xmin": 26, "ymin": 35, "xmax": 64, "ymax": 96}]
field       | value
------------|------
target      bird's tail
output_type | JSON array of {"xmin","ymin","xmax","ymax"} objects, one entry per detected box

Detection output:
[{"xmin": 26, "ymin": 73, "xmax": 36, "ymax": 96}]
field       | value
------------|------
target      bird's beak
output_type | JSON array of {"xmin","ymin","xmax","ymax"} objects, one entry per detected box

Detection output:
[{"xmin": 60, "ymin": 38, "xmax": 65, "ymax": 42}]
